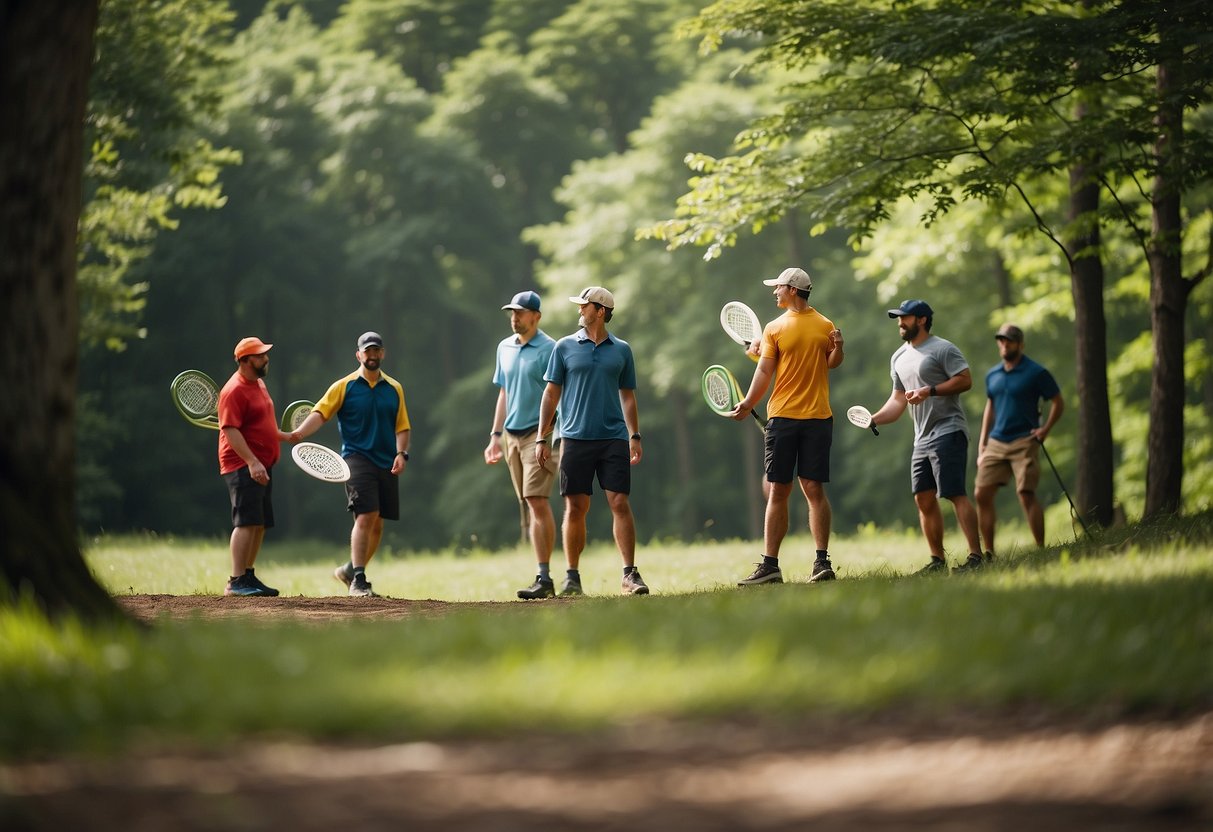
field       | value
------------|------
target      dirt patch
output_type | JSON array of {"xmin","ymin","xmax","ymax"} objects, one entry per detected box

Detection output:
[{"xmin": 1, "ymin": 595, "xmax": 1209, "ymax": 831}]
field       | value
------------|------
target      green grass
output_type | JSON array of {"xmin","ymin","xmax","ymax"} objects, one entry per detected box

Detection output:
[{"xmin": 2, "ymin": 513, "xmax": 1211, "ymax": 760}]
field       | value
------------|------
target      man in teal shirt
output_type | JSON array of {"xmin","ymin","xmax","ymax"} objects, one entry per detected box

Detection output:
[{"xmin": 484, "ymin": 291, "xmax": 564, "ymax": 599}]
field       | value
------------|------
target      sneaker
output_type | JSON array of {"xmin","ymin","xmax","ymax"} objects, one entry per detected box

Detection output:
[
  {"xmin": 246, "ymin": 571, "xmax": 279, "ymax": 597},
  {"xmin": 622, "ymin": 570, "xmax": 649, "ymax": 595},
  {"xmin": 333, "ymin": 563, "xmax": 354, "ymax": 588},
  {"xmin": 224, "ymin": 574, "xmax": 271, "ymax": 597},
  {"xmin": 915, "ymin": 557, "xmax": 949, "ymax": 576},
  {"xmin": 808, "ymin": 559, "xmax": 836, "ymax": 583},
  {"xmin": 349, "ymin": 573, "xmax": 378, "ymax": 597},
  {"xmin": 517, "ymin": 577, "xmax": 555, "ymax": 600},
  {"xmin": 953, "ymin": 553, "xmax": 986, "ymax": 573},
  {"xmin": 738, "ymin": 561, "xmax": 783, "ymax": 586},
  {"xmin": 560, "ymin": 575, "xmax": 583, "ymax": 596},
  {"xmin": 983, "ymin": 550, "xmax": 996, "ymax": 562}
]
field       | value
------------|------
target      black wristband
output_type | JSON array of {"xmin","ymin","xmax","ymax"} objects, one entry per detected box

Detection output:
[
  {"xmin": 929, "ymin": 385, "xmax": 937, "ymax": 397},
  {"xmin": 490, "ymin": 431, "xmax": 502, "ymax": 437},
  {"xmin": 397, "ymin": 451, "xmax": 409, "ymax": 461},
  {"xmin": 630, "ymin": 433, "xmax": 642, "ymax": 441},
  {"xmin": 536, "ymin": 438, "xmax": 548, "ymax": 445}
]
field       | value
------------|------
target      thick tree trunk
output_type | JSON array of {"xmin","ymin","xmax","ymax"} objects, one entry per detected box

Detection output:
[
  {"xmin": 0, "ymin": 0, "xmax": 121, "ymax": 619},
  {"xmin": 1143, "ymin": 55, "xmax": 1188, "ymax": 519},
  {"xmin": 1067, "ymin": 163, "xmax": 1116, "ymax": 528}
]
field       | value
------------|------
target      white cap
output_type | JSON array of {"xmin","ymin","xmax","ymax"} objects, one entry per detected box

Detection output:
[
  {"xmin": 762, "ymin": 267, "xmax": 812, "ymax": 290},
  {"xmin": 568, "ymin": 286, "xmax": 615, "ymax": 309}
]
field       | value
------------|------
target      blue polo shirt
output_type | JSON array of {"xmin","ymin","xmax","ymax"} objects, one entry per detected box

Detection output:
[
  {"xmin": 985, "ymin": 355, "xmax": 1060, "ymax": 442},
  {"xmin": 313, "ymin": 370, "xmax": 410, "ymax": 469},
  {"xmin": 545, "ymin": 329, "xmax": 636, "ymax": 441},
  {"xmin": 493, "ymin": 330, "xmax": 555, "ymax": 433}
]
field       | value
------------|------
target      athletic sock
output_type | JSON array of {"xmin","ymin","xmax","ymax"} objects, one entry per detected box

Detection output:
[
  {"xmin": 537, "ymin": 562, "xmax": 551, "ymax": 581},
  {"xmin": 353, "ymin": 566, "xmax": 366, "ymax": 577},
  {"xmin": 815, "ymin": 550, "xmax": 829, "ymax": 562},
  {"xmin": 567, "ymin": 569, "xmax": 580, "ymax": 579},
  {"xmin": 763, "ymin": 555, "xmax": 779, "ymax": 568},
  {"xmin": 623, "ymin": 566, "xmax": 637, "ymax": 576}
]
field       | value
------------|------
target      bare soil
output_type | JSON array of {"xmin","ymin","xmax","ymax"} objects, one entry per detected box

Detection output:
[{"xmin": 0, "ymin": 594, "xmax": 1209, "ymax": 831}]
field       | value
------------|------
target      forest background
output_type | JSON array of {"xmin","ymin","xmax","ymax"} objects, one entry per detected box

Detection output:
[{"xmin": 78, "ymin": 0, "xmax": 1213, "ymax": 554}]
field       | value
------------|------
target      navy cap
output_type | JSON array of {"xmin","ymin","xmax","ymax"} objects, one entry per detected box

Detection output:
[
  {"xmin": 887, "ymin": 299, "xmax": 933, "ymax": 319},
  {"xmin": 357, "ymin": 331, "xmax": 384, "ymax": 350},
  {"xmin": 502, "ymin": 291, "xmax": 541, "ymax": 312}
]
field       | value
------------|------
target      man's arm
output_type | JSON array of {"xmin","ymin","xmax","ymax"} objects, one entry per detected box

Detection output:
[
  {"xmin": 484, "ymin": 387, "xmax": 507, "ymax": 464},
  {"xmin": 1033, "ymin": 393, "xmax": 1065, "ymax": 442},
  {"xmin": 730, "ymin": 355, "xmax": 775, "ymax": 421},
  {"xmin": 288, "ymin": 410, "xmax": 327, "ymax": 443},
  {"xmin": 222, "ymin": 427, "xmax": 269, "ymax": 484},
  {"xmin": 978, "ymin": 398, "xmax": 995, "ymax": 460},
  {"xmin": 535, "ymin": 382, "xmax": 561, "ymax": 463},
  {"xmin": 391, "ymin": 429, "xmax": 410, "ymax": 475},
  {"xmin": 905, "ymin": 368, "xmax": 972, "ymax": 405},
  {"xmin": 826, "ymin": 328, "xmax": 844, "ymax": 369},
  {"xmin": 620, "ymin": 388, "xmax": 641, "ymax": 464},
  {"xmin": 871, "ymin": 389, "xmax": 908, "ymax": 426}
]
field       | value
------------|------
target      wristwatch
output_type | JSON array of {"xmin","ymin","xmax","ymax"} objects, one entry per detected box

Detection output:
[
  {"xmin": 536, "ymin": 438, "xmax": 548, "ymax": 445},
  {"xmin": 630, "ymin": 433, "xmax": 642, "ymax": 441},
  {"xmin": 490, "ymin": 430, "xmax": 502, "ymax": 437},
  {"xmin": 396, "ymin": 450, "xmax": 409, "ymax": 461},
  {"xmin": 929, "ymin": 385, "xmax": 937, "ymax": 397}
]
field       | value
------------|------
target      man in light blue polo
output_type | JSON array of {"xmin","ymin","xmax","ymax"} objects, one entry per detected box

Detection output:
[
  {"xmin": 535, "ymin": 286, "xmax": 649, "ymax": 596},
  {"xmin": 484, "ymin": 290, "xmax": 565, "ymax": 600}
]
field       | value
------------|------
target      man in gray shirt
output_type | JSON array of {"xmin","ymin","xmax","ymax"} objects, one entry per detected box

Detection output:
[{"xmin": 869, "ymin": 300, "xmax": 984, "ymax": 574}]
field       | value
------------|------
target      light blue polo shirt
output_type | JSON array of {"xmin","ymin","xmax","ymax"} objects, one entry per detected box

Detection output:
[
  {"xmin": 545, "ymin": 329, "xmax": 636, "ymax": 441},
  {"xmin": 493, "ymin": 330, "xmax": 555, "ymax": 433}
]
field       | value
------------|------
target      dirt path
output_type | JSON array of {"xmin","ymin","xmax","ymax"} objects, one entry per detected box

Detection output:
[{"xmin": 1, "ymin": 595, "xmax": 1208, "ymax": 831}]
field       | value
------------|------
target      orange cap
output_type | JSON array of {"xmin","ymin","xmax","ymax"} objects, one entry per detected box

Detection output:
[{"xmin": 234, "ymin": 336, "xmax": 273, "ymax": 359}]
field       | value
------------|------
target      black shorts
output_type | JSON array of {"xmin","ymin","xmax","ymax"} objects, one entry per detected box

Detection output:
[
  {"xmin": 559, "ymin": 438, "xmax": 631, "ymax": 496},
  {"xmin": 764, "ymin": 417, "xmax": 832, "ymax": 484},
  {"xmin": 345, "ymin": 453, "xmax": 400, "ymax": 520},
  {"xmin": 911, "ymin": 430, "xmax": 969, "ymax": 498},
  {"xmin": 223, "ymin": 465, "xmax": 275, "ymax": 528}
]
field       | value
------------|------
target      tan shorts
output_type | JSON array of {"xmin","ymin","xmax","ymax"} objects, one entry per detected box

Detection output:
[
  {"xmin": 504, "ymin": 430, "xmax": 559, "ymax": 499},
  {"xmin": 976, "ymin": 436, "xmax": 1041, "ymax": 492}
]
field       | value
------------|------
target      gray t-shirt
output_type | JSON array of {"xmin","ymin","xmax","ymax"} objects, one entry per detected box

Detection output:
[{"xmin": 890, "ymin": 334, "xmax": 970, "ymax": 446}]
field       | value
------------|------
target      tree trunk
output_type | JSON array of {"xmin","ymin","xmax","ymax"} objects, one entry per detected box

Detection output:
[
  {"xmin": 0, "ymin": 0, "xmax": 121, "ymax": 619},
  {"xmin": 1143, "ymin": 53, "xmax": 1188, "ymax": 519},
  {"xmin": 1067, "ymin": 162, "xmax": 1116, "ymax": 529}
]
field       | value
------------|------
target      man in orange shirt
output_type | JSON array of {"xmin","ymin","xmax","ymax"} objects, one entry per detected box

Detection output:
[
  {"xmin": 730, "ymin": 268, "xmax": 844, "ymax": 585},
  {"xmin": 218, "ymin": 336, "xmax": 291, "ymax": 597}
]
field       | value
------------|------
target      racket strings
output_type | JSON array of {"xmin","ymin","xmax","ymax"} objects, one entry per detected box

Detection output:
[
  {"xmin": 178, "ymin": 380, "xmax": 218, "ymax": 416},
  {"xmin": 705, "ymin": 372, "xmax": 734, "ymax": 409},
  {"xmin": 725, "ymin": 307, "xmax": 759, "ymax": 342},
  {"xmin": 296, "ymin": 446, "xmax": 344, "ymax": 478}
]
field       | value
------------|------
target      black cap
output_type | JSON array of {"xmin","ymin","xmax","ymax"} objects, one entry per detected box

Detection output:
[{"xmin": 357, "ymin": 331, "xmax": 384, "ymax": 350}]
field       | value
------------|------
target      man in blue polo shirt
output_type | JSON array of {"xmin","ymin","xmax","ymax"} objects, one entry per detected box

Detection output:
[
  {"xmin": 975, "ymin": 323, "xmax": 1064, "ymax": 555},
  {"xmin": 484, "ymin": 290, "xmax": 565, "ymax": 600},
  {"xmin": 535, "ymin": 286, "xmax": 649, "ymax": 596}
]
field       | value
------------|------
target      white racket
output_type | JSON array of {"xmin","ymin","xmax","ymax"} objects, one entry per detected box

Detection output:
[
  {"xmin": 702, "ymin": 365, "xmax": 766, "ymax": 430},
  {"xmin": 291, "ymin": 442, "xmax": 351, "ymax": 482},
  {"xmin": 280, "ymin": 399, "xmax": 315, "ymax": 432},
  {"xmin": 720, "ymin": 301, "xmax": 762, "ymax": 363},
  {"xmin": 846, "ymin": 405, "xmax": 879, "ymax": 437},
  {"xmin": 170, "ymin": 369, "xmax": 220, "ymax": 430}
]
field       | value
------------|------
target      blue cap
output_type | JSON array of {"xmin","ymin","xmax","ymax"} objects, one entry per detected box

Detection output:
[
  {"xmin": 887, "ymin": 299, "xmax": 933, "ymax": 318},
  {"xmin": 502, "ymin": 290, "xmax": 541, "ymax": 312}
]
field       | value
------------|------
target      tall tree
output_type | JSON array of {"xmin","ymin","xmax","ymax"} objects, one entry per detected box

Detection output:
[{"xmin": 1, "ymin": 0, "xmax": 120, "ymax": 618}]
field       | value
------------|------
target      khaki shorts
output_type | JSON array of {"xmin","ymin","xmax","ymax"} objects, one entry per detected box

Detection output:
[
  {"xmin": 976, "ymin": 436, "xmax": 1040, "ymax": 492},
  {"xmin": 505, "ymin": 430, "xmax": 559, "ymax": 499}
]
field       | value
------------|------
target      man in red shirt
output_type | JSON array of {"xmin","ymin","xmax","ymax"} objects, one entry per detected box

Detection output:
[{"xmin": 218, "ymin": 336, "xmax": 290, "ymax": 596}]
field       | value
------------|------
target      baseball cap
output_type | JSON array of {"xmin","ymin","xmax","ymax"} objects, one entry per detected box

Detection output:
[
  {"xmin": 995, "ymin": 324, "xmax": 1024, "ymax": 342},
  {"xmin": 762, "ymin": 267, "xmax": 813, "ymax": 290},
  {"xmin": 568, "ymin": 286, "xmax": 615, "ymax": 309},
  {"xmin": 887, "ymin": 299, "xmax": 934, "ymax": 318},
  {"xmin": 357, "ymin": 331, "xmax": 384, "ymax": 350},
  {"xmin": 234, "ymin": 336, "xmax": 273, "ymax": 359},
  {"xmin": 502, "ymin": 290, "xmax": 542, "ymax": 312}
]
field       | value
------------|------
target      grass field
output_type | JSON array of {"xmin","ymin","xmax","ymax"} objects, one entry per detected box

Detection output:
[{"xmin": 1, "ymin": 512, "xmax": 1210, "ymax": 760}]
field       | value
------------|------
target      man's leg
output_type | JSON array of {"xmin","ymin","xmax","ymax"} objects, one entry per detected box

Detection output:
[
  {"xmin": 975, "ymin": 484, "xmax": 998, "ymax": 554},
  {"xmin": 800, "ymin": 478, "xmax": 831, "ymax": 551},
  {"xmin": 763, "ymin": 480, "xmax": 794, "ymax": 558},
  {"xmin": 350, "ymin": 511, "xmax": 383, "ymax": 568},
  {"xmin": 230, "ymin": 525, "xmax": 263, "ymax": 575},
  {"xmin": 525, "ymin": 495, "xmax": 556, "ymax": 565},
  {"xmin": 948, "ymin": 495, "xmax": 982, "ymax": 555},
  {"xmin": 604, "ymin": 490, "xmax": 636, "ymax": 567},
  {"xmin": 562, "ymin": 494, "xmax": 590, "ymax": 570},
  {"xmin": 1019, "ymin": 490, "xmax": 1046, "ymax": 546},
  {"xmin": 914, "ymin": 490, "xmax": 945, "ymax": 557}
]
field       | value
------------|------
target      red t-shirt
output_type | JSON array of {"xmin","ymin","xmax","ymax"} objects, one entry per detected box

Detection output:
[{"xmin": 217, "ymin": 372, "xmax": 280, "ymax": 474}]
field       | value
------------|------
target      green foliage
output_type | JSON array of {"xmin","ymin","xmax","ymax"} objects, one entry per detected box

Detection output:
[{"xmin": 2, "ymin": 517, "xmax": 1210, "ymax": 758}]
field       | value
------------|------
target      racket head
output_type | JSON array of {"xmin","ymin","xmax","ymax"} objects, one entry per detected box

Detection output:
[
  {"xmin": 171, "ymin": 370, "xmax": 221, "ymax": 429},
  {"xmin": 280, "ymin": 400, "xmax": 315, "ymax": 432},
  {"xmin": 846, "ymin": 405, "xmax": 874, "ymax": 429},
  {"xmin": 720, "ymin": 301, "xmax": 762, "ymax": 348},
  {"xmin": 701, "ymin": 364, "xmax": 743, "ymax": 417},
  {"xmin": 291, "ymin": 442, "xmax": 351, "ymax": 483}
]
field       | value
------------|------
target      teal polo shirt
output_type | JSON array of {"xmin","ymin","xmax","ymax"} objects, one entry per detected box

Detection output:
[
  {"xmin": 493, "ymin": 330, "xmax": 555, "ymax": 433},
  {"xmin": 545, "ymin": 329, "xmax": 636, "ymax": 441}
]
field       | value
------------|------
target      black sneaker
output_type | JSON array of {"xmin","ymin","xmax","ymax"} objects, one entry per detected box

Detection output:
[
  {"xmin": 983, "ymin": 550, "xmax": 995, "ymax": 562},
  {"xmin": 808, "ymin": 559, "xmax": 835, "ymax": 583},
  {"xmin": 560, "ymin": 575, "xmax": 583, "ymax": 596},
  {"xmin": 953, "ymin": 553, "xmax": 986, "ymax": 573},
  {"xmin": 915, "ymin": 557, "xmax": 949, "ymax": 576},
  {"xmin": 224, "ymin": 574, "xmax": 270, "ymax": 597},
  {"xmin": 517, "ymin": 577, "xmax": 555, "ymax": 600},
  {"xmin": 349, "ymin": 573, "xmax": 378, "ymax": 597},
  {"xmin": 738, "ymin": 561, "xmax": 783, "ymax": 586},
  {"xmin": 246, "ymin": 571, "xmax": 279, "ymax": 597},
  {"xmin": 621, "ymin": 570, "xmax": 649, "ymax": 595}
]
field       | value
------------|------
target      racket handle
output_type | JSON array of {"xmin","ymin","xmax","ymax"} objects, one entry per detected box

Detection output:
[{"xmin": 870, "ymin": 425, "xmax": 879, "ymax": 437}]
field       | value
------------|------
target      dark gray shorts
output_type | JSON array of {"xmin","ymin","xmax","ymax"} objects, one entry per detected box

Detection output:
[
  {"xmin": 223, "ymin": 465, "xmax": 275, "ymax": 528},
  {"xmin": 559, "ymin": 438, "xmax": 630, "ymax": 496},
  {"xmin": 345, "ymin": 453, "xmax": 400, "ymax": 520},
  {"xmin": 763, "ymin": 417, "xmax": 832, "ymax": 484},
  {"xmin": 911, "ymin": 431, "xmax": 969, "ymax": 498}
]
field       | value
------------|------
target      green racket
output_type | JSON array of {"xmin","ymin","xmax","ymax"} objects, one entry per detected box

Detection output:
[
  {"xmin": 701, "ymin": 365, "xmax": 765, "ymax": 429},
  {"xmin": 170, "ymin": 369, "xmax": 221, "ymax": 430},
  {"xmin": 280, "ymin": 399, "xmax": 315, "ymax": 432}
]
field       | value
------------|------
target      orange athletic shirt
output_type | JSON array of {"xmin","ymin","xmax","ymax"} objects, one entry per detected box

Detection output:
[{"xmin": 761, "ymin": 307, "xmax": 836, "ymax": 420}]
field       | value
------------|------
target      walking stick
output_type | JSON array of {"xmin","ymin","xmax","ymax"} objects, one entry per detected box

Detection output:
[{"xmin": 1037, "ymin": 439, "xmax": 1090, "ymax": 538}]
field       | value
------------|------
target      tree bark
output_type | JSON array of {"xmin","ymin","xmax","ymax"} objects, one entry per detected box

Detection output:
[
  {"xmin": 1143, "ymin": 52, "xmax": 1188, "ymax": 519},
  {"xmin": 0, "ymin": 0, "xmax": 122, "ymax": 619}
]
